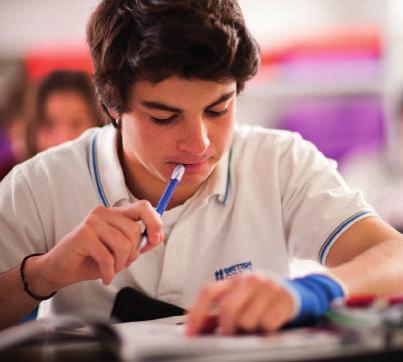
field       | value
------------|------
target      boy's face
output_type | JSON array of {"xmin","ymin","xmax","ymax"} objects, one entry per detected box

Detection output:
[{"xmin": 120, "ymin": 77, "xmax": 237, "ymax": 191}]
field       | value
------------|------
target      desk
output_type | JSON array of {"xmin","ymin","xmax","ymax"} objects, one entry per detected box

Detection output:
[
  {"xmin": 1, "ymin": 339, "xmax": 118, "ymax": 362},
  {"xmin": 2, "ymin": 338, "xmax": 403, "ymax": 362}
]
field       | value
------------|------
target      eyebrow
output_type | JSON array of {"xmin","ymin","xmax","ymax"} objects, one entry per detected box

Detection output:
[{"xmin": 140, "ymin": 90, "xmax": 236, "ymax": 113}]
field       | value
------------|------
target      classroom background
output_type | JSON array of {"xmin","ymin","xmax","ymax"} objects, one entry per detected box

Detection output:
[{"xmin": 1, "ymin": 0, "xmax": 403, "ymax": 274}]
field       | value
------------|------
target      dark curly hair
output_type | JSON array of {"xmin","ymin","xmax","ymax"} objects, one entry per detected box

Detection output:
[{"xmin": 87, "ymin": 0, "xmax": 260, "ymax": 120}]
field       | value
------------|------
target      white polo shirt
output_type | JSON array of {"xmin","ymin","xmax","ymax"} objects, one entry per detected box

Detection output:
[{"xmin": 0, "ymin": 124, "xmax": 374, "ymax": 320}]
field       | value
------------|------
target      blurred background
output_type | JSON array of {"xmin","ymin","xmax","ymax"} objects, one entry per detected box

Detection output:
[{"xmin": 1, "ymin": 0, "xmax": 403, "ymax": 274}]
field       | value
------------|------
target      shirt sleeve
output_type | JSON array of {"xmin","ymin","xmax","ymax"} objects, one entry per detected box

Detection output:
[
  {"xmin": 279, "ymin": 133, "xmax": 376, "ymax": 265},
  {"xmin": 0, "ymin": 165, "xmax": 48, "ymax": 272}
]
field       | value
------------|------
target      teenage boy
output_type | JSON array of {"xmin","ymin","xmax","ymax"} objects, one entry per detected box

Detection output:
[{"xmin": 0, "ymin": 0, "xmax": 402, "ymax": 335}]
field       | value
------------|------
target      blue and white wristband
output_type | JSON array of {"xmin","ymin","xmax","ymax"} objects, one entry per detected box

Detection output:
[{"xmin": 284, "ymin": 274, "xmax": 345, "ymax": 326}]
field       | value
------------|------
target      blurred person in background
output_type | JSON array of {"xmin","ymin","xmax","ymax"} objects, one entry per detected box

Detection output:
[
  {"xmin": 26, "ymin": 69, "xmax": 103, "ymax": 157},
  {"xmin": 0, "ymin": 76, "xmax": 29, "ymax": 180},
  {"xmin": 341, "ymin": 94, "xmax": 403, "ymax": 232},
  {"xmin": 11, "ymin": 69, "xmax": 103, "ymax": 322}
]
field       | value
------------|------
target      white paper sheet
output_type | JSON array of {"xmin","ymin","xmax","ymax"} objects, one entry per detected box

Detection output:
[{"xmin": 113, "ymin": 317, "xmax": 343, "ymax": 361}]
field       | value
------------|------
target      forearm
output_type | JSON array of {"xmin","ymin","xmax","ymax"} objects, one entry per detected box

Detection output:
[
  {"xmin": 0, "ymin": 267, "xmax": 39, "ymax": 330},
  {"xmin": 0, "ymin": 255, "xmax": 56, "ymax": 330},
  {"xmin": 329, "ymin": 239, "xmax": 403, "ymax": 297}
]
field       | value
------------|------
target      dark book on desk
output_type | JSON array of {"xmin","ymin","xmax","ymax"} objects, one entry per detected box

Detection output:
[{"xmin": 110, "ymin": 287, "xmax": 185, "ymax": 323}]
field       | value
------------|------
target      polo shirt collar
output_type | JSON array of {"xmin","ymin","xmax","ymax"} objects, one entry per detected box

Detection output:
[
  {"xmin": 89, "ymin": 125, "xmax": 232, "ymax": 207},
  {"xmin": 207, "ymin": 147, "xmax": 232, "ymax": 204},
  {"xmin": 89, "ymin": 125, "xmax": 129, "ymax": 207}
]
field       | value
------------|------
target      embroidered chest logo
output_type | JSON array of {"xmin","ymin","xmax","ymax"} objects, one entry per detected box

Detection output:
[{"xmin": 214, "ymin": 261, "xmax": 253, "ymax": 281}]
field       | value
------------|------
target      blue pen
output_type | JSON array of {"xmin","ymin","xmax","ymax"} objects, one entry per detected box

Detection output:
[{"xmin": 139, "ymin": 164, "xmax": 185, "ymax": 250}]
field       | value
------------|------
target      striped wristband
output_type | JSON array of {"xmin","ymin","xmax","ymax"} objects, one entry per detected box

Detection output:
[{"xmin": 285, "ymin": 274, "xmax": 345, "ymax": 326}]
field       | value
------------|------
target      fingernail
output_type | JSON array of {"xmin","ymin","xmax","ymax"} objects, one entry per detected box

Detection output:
[{"xmin": 152, "ymin": 233, "xmax": 161, "ymax": 244}]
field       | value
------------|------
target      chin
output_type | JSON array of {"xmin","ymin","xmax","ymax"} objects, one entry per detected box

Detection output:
[{"xmin": 181, "ymin": 169, "xmax": 213, "ymax": 188}]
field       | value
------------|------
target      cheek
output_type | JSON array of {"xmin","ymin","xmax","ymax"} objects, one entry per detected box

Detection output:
[
  {"xmin": 123, "ymin": 116, "xmax": 172, "ymax": 157},
  {"xmin": 210, "ymin": 113, "xmax": 234, "ymax": 151}
]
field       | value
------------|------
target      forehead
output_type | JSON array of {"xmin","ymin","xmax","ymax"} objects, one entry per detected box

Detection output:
[{"xmin": 130, "ymin": 77, "xmax": 237, "ymax": 108}]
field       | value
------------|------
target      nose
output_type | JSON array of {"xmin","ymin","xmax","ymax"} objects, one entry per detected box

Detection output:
[{"xmin": 178, "ymin": 117, "xmax": 210, "ymax": 155}]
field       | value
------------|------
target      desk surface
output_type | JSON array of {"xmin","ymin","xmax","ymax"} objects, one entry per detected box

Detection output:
[
  {"xmin": 2, "ymin": 339, "xmax": 403, "ymax": 362},
  {"xmin": 1, "ymin": 340, "xmax": 118, "ymax": 362}
]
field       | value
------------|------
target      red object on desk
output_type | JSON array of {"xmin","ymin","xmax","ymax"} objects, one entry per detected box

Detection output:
[
  {"xmin": 346, "ymin": 295, "xmax": 403, "ymax": 308},
  {"xmin": 345, "ymin": 295, "xmax": 377, "ymax": 307}
]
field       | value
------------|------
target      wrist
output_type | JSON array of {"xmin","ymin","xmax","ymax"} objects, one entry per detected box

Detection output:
[
  {"xmin": 23, "ymin": 254, "xmax": 59, "ymax": 297},
  {"xmin": 321, "ymin": 271, "xmax": 350, "ymax": 298},
  {"xmin": 286, "ymin": 274, "xmax": 345, "ymax": 326}
]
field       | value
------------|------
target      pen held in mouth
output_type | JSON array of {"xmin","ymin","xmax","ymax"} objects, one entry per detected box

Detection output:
[{"xmin": 139, "ymin": 164, "xmax": 185, "ymax": 250}]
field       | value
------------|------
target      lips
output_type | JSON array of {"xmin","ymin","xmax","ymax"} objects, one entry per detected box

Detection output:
[
  {"xmin": 168, "ymin": 158, "xmax": 209, "ymax": 166},
  {"xmin": 172, "ymin": 158, "xmax": 208, "ymax": 164},
  {"xmin": 166, "ymin": 159, "xmax": 210, "ymax": 175},
  {"xmin": 182, "ymin": 161, "xmax": 207, "ymax": 167}
]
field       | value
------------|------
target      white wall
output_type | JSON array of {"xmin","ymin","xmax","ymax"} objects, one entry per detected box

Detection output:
[
  {"xmin": 0, "ymin": 0, "xmax": 99, "ymax": 57},
  {"xmin": 239, "ymin": 0, "xmax": 386, "ymax": 46},
  {"xmin": 0, "ymin": 0, "xmax": 390, "ymax": 58}
]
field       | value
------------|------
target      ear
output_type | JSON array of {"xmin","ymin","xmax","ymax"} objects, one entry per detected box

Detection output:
[
  {"xmin": 101, "ymin": 103, "xmax": 121, "ymax": 123},
  {"xmin": 100, "ymin": 104, "xmax": 122, "ymax": 129},
  {"xmin": 107, "ymin": 108, "xmax": 120, "ymax": 120}
]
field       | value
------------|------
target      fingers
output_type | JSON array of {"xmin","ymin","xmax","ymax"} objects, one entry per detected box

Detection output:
[
  {"xmin": 187, "ymin": 274, "xmax": 297, "ymax": 336},
  {"xmin": 217, "ymin": 275, "xmax": 262, "ymax": 335},
  {"xmin": 259, "ymin": 293, "xmax": 295, "ymax": 332},
  {"xmin": 239, "ymin": 280, "xmax": 294, "ymax": 333},
  {"xmin": 85, "ymin": 232, "xmax": 115, "ymax": 285},
  {"xmin": 139, "ymin": 231, "xmax": 165, "ymax": 254},
  {"xmin": 111, "ymin": 201, "xmax": 164, "ymax": 260},
  {"xmin": 196, "ymin": 313, "xmax": 220, "ymax": 334},
  {"xmin": 81, "ymin": 202, "xmax": 163, "ymax": 278},
  {"xmin": 93, "ymin": 201, "xmax": 163, "ymax": 255},
  {"xmin": 237, "ymin": 285, "xmax": 274, "ymax": 332},
  {"xmin": 93, "ymin": 208, "xmax": 142, "ymax": 269},
  {"xmin": 90, "ymin": 220, "xmax": 133, "ymax": 272},
  {"xmin": 118, "ymin": 201, "xmax": 164, "ymax": 246},
  {"xmin": 186, "ymin": 279, "xmax": 233, "ymax": 336}
]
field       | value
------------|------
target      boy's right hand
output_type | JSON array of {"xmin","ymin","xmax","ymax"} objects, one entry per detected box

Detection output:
[{"xmin": 26, "ymin": 201, "xmax": 163, "ymax": 295}]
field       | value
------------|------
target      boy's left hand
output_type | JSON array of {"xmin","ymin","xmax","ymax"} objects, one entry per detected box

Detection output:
[{"xmin": 186, "ymin": 274, "xmax": 297, "ymax": 335}]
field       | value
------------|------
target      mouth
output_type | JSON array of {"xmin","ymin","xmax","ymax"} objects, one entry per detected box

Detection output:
[
  {"xmin": 167, "ymin": 159, "xmax": 211, "ymax": 174},
  {"xmin": 182, "ymin": 161, "xmax": 207, "ymax": 166},
  {"xmin": 168, "ymin": 158, "xmax": 209, "ymax": 165}
]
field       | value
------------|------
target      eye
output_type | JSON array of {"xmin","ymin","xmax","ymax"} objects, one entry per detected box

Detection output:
[
  {"xmin": 205, "ymin": 108, "xmax": 228, "ymax": 118},
  {"xmin": 150, "ymin": 114, "xmax": 178, "ymax": 125}
]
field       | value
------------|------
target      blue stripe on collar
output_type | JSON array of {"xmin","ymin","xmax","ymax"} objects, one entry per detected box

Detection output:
[
  {"xmin": 318, "ymin": 210, "xmax": 373, "ymax": 264},
  {"xmin": 220, "ymin": 146, "xmax": 232, "ymax": 204},
  {"xmin": 91, "ymin": 132, "xmax": 110, "ymax": 207}
]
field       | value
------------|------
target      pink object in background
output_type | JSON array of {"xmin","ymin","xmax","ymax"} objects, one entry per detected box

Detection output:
[{"xmin": 279, "ymin": 96, "xmax": 385, "ymax": 164}]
